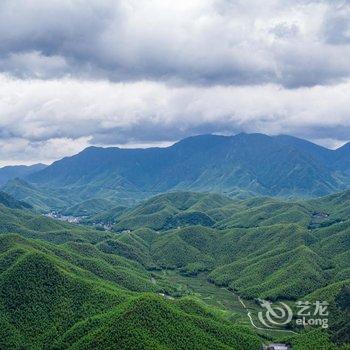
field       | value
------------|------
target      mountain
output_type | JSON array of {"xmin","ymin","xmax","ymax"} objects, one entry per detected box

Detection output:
[
  {"xmin": 332, "ymin": 142, "xmax": 350, "ymax": 176},
  {"xmin": 30, "ymin": 134, "xmax": 340, "ymax": 199},
  {"xmin": 273, "ymin": 135, "xmax": 333, "ymax": 164},
  {"xmin": 8, "ymin": 133, "xmax": 348, "ymax": 214},
  {"xmin": 58, "ymin": 295, "xmax": 261, "ymax": 350},
  {"xmin": 0, "ymin": 163, "xmax": 46, "ymax": 186},
  {"xmin": 112, "ymin": 192, "xmax": 232, "ymax": 231},
  {"xmin": 61, "ymin": 198, "xmax": 116, "ymax": 216},
  {"xmin": 82, "ymin": 190, "xmax": 350, "ymax": 347}
]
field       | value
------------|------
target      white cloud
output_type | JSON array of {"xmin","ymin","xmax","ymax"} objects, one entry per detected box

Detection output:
[
  {"xmin": 1, "ymin": 74, "xmax": 350, "ymax": 164},
  {"xmin": 0, "ymin": 1, "xmax": 350, "ymax": 165},
  {"xmin": 0, "ymin": 136, "xmax": 91, "ymax": 167}
]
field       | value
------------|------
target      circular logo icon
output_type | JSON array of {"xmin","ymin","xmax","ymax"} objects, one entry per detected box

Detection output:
[{"xmin": 258, "ymin": 300, "xmax": 293, "ymax": 328}]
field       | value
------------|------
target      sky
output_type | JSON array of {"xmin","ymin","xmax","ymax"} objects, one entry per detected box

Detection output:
[{"xmin": 0, "ymin": 0, "xmax": 350, "ymax": 166}]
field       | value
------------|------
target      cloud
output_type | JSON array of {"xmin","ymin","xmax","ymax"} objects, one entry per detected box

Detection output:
[
  {"xmin": 1, "ymin": 1, "xmax": 350, "ymax": 165},
  {"xmin": 1, "ymin": 74, "xmax": 350, "ymax": 164},
  {"xmin": 322, "ymin": 2, "xmax": 350, "ymax": 45},
  {"xmin": 0, "ymin": 136, "xmax": 91, "ymax": 167},
  {"xmin": 0, "ymin": 0, "xmax": 349, "ymax": 87}
]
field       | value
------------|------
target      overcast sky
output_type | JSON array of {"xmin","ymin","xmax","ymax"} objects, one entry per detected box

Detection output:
[{"xmin": 1, "ymin": 0, "xmax": 350, "ymax": 166}]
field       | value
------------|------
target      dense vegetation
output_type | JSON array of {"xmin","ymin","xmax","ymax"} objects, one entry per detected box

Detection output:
[
  {"xmin": 0, "ymin": 190, "xmax": 32, "ymax": 209},
  {"xmin": 0, "ymin": 209, "xmax": 261, "ymax": 348},
  {"xmin": 0, "ymin": 187, "xmax": 349, "ymax": 348},
  {"xmin": 84, "ymin": 191, "xmax": 350, "ymax": 346},
  {"xmin": 0, "ymin": 192, "xmax": 259, "ymax": 349}
]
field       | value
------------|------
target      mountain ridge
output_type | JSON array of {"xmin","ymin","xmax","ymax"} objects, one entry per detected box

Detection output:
[{"xmin": 2, "ymin": 133, "xmax": 350, "ymax": 212}]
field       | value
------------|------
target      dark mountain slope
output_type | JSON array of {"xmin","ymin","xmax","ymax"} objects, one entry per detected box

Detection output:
[
  {"xmin": 333, "ymin": 142, "xmax": 350, "ymax": 175},
  {"xmin": 273, "ymin": 134, "xmax": 333, "ymax": 164}
]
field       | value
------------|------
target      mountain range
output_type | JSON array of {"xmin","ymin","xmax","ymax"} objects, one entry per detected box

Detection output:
[{"xmin": 2, "ymin": 133, "xmax": 350, "ymax": 213}]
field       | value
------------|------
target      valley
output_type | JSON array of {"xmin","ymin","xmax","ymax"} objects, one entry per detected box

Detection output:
[{"xmin": 155, "ymin": 270, "xmax": 297, "ymax": 337}]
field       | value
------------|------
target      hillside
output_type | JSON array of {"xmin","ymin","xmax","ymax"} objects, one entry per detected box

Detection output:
[
  {"xmin": 113, "ymin": 192, "xmax": 232, "ymax": 231},
  {"xmin": 57, "ymin": 295, "xmax": 261, "ymax": 350},
  {"xmin": 1, "ymin": 178, "xmax": 73, "ymax": 212},
  {"xmin": 62, "ymin": 198, "xmax": 116, "ymax": 216}
]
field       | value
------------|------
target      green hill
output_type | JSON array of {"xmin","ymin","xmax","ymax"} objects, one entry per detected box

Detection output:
[
  {"xmin": 113, "ymin": 192, "xmax": 229, "ymax": 231},
  {"xmin": 0, "ymin": 202, "xmax": 113, "ymax": 244},
  {"xmin": 209, "ymin": 245, "xmax": 331, "ymax": 300},
  {"xmin": 58, "ymin": 295, "xmax": 261, "ymax": 350},
  {"xmin": 0, "ymin": 235, "xmax": 127, "ymax": 349},
  {"xmin": 0, "ymin": 233, "xmax": 263, "ymax": 349},
  {"xmin": 90, "ymin": 191, "xmax": 350, "ymax": 303},
  {"xmin": 0, "ymin": 189, "xmax": 349, "ymax": 348},
  {"xmin": 2, "ymin": 178, "xmax": 72, "ymax": 212}
]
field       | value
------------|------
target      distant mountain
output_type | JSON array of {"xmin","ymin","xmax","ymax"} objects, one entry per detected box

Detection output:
[
  {"xmin": 20, "ymin": 133, "xmax": 350, "ymax": 208},
  {"xmin": 332, "ymin": 142, "xmax": 350, "ymax": 175},
  {"xmin": 0, "ymin": 163, "xmax": 47, "ymax": 186}
]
